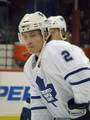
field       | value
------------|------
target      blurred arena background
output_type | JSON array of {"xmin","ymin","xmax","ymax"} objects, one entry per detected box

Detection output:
[{"xmin": 0, "ymin": 0, "xmax": 90, "ymax": 119}]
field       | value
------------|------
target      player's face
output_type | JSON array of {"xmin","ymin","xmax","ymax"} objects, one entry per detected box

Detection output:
[
  {"xmin": 49, "ymin": 28, "xmax": 61, "ymax": 40},
  {"xmin": 21, "ymin": 30, "xmax": 44, "ymax": 54}
]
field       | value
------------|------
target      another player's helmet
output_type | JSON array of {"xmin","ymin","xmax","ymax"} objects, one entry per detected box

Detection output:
[
  {"xmin": 48, "ymin": 16, "xmax": 67, "ymax": 32},
  {"xmin": 18, "ymin": 11, "xmax": 50, "ymax": 43}
]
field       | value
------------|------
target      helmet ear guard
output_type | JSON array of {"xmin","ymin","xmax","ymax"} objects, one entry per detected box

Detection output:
[
  {"xmin": 60, "ymin": 28, "xmax": 66, "ymax": 37},
  {"xmin": 18, "ymin": 32, "xmax": 26, "ymax": 44}
]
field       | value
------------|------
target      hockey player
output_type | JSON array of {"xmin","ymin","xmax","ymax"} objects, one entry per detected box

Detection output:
[{"xmin": 18, "ymin": 11, "xmax": 90, "ymax": 120}]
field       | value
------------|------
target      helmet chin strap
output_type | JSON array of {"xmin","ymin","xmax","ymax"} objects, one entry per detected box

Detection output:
[
  {"xmin": 35, "ymin": 41, "xmax": 46, "ymax": 67},
  {"xmin": 35, "ymin": 32, "xmax": 51, "ymax": 67},
  {"xmin": 60, "ymin": 30, "xmax": 66, "ymax": 41},
  {"xmin": 45, "ymin": 32, "xmax": 51, "ymax": 42}
]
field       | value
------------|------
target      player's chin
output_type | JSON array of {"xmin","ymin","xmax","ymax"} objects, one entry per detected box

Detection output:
[{"xmin": 28, "ymin": 48, "xmax": 38, "ymax": 54}]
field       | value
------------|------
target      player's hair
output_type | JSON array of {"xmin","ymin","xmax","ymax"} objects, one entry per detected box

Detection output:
[{"xmin": 64, "ymin": 31, "xmax": 72, "ymax": 43}]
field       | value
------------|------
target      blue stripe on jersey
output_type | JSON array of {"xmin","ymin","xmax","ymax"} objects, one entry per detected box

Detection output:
[
  {"xmin": 70, "ymin": 77, "xmax": 90, "ymax": 85},
  {"xmin": 31, "ymin": 96, "xmax": 41, "ymax": 99},
  {"xmin": 31, "ymin": 106, "xmax": 47, "ymax": 110},
  {"xmin": 64, "ymin": 67, "xmax": 90, "ymax": 80}
]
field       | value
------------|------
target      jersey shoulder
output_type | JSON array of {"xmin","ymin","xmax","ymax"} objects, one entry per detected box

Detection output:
[
  {"xmin": 42, "ymin": 41, "xmax": 72, "ymax": 73},
  {"xmin": 43, "ymin": 40, "xmax": 72, "ymax": 60},
  {"xmin": 42, "ymin": 41, "xmax": 89, "ymax": 75},
  {"xmin": 45, "ymin": 40, "xmax": 71, "ymax": 50},
  {"xmin": 44, "ymin": 41, "xmax": 89, "ymax": 63}
]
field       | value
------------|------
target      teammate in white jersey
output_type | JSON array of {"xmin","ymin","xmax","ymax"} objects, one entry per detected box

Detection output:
[{"xmin": 18, "ymin": 11, "xmax": 90, "ymax": 120}]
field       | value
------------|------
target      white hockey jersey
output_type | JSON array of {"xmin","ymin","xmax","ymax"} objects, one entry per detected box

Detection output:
[{"xmin": 24, "ymin": 40, "xmax": 90, "ymax": 120}]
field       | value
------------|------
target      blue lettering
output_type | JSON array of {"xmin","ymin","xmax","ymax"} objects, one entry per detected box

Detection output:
[
  {"xmin": 0, "ymin": 86, "xmax": 30, "ymax": 101},
  {"xmin": 8, "ymin": 86, "xmax": 23, "ymax": 101},
  {"xmin": 0, "ymin": 86, "xmax": 8, "ymax": 97},
  {"xmin": 23, "ymin": 87, "xmax": 30, "ymax": 100}
]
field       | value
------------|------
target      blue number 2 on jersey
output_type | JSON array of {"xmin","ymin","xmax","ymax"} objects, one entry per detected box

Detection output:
[
  {"xmin": 36, "ymin": 76, "xmax": 58, "ymax": 107},
  {"xmin": 61, "ymin": 50, "xmax": 73, "ymax": 62}
]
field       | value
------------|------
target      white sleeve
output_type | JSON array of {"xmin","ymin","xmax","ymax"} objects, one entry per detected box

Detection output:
[
  {"xmin": 64, "ymin": 64, "xmax": 90, "ymax": 104},
  {"xmin": 24, "ymin": 60, "xmax": 54, "ymax": 120}
]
